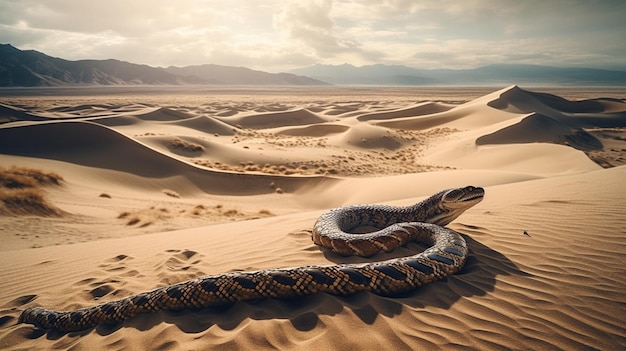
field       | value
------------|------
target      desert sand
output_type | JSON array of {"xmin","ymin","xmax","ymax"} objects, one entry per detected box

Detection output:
[{"xmin": 0, "ymin": 85, "xmax": 625, "ymax": 350}]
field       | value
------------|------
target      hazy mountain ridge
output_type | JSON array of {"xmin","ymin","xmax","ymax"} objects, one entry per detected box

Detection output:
[
  {"xmin": 0, "ymin": 44, "xmax": 198, "ymax": 86},
  {"xmin": 163, "ymin": 64, "xmax": 327, "ymax": 86},
  {"xmin": 0, "ymin": 44, "xmax": 326, "ymax": 87},
  {"xmin": 2, "ymin": 43, "xmax": 626, "ymax": 87},
  {"xmin": 289, "ymin": 63, "xmax": 626, "ymax": 86}
]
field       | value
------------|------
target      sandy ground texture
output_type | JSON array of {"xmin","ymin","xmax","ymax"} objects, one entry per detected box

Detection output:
[{"xmin": 0, "ymin": 85, "xmax": 625, "ymax": 350}]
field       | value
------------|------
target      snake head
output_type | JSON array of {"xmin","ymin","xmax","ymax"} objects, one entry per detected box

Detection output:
[
  {"xmin": 428, "ymin": 186, "xmax": 484, "ymax": 225},
  {"xmin": 443, "ymin": 186, "xmax": 484, "ymax": 208}
]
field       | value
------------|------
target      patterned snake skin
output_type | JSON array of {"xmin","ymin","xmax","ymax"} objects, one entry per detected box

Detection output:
[{"xmin": 18, "ymin": 186, "xmax": 484, "ymax": 332}]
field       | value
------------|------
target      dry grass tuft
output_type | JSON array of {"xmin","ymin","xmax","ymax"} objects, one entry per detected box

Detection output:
[
  {"xmin": 126, "ymin": 216, "xmax": 142, "ymax": 226},
  {"xmin": 0, "ymin": 167, "xmax": 64, "ymax": 216},
  {"xmin": 117, "ymin": 202, "xmax": 277, "ymax": 228},
  {"xmin": 0, "ymin": 166, "xmax": 64, "ymax": 189},
  {"xmin": 0, "ymin": 188, "xmax": 63, "ymax": 216},
  {"xmin": 222, "ymin": 209, "xmax": 240, "ymax": 216},
  {"xmin": 117, "ymin": 207, "xmax": 171, "ymax": 227},
  {"xmin": 162, "ymin": 189, "xmax": 181, "ymax": 198},
  {"xmin": 258, "ymin": 209, "xmax": 274, "ymax": 216},
  {"xmin": 169, "ymin": 138, "xmax": 205, "ymax": 152}
]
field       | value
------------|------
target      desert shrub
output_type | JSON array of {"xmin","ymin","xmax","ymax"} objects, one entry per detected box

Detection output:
[
  {"xmin": 126, "ymin": 216, "xmax": 141, "ymax": 226},
  {"xmin": 0, "ymin": 166, "xmax": 63, "ymax": 189},
  {"xmin": 0, "ymin": 172, "xmax": 38, "ymax": 189},
  {"xmin": 163, "ymin": 189, "xmax": 180, "ymax": 198},
  {"xmin": 222, "ymin": 209, "xmax": 240, "ymax": 216},
  {"xmin": 0, "ymin": 167, "xmax": 64, "ymax": 216},
  {"xmin": 0, "ymin": 188, "xmax": 63, "ymax": 216},
  {"xmin": 169, "ymin": 138, "xmax": 205, "ymax": 152},
  {"xmin": 190, "ymin": 204, "xmax": 206, "ymax": 216},
  {"xmin": 117, "ymin": 206, "xmax": 172, "ymax": 226}
]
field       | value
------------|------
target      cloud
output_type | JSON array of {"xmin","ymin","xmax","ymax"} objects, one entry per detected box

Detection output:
[
  {"xmin": 0, "ymin": 0, "xmax": 624, "ymax": 70},
  {"xmin": 0, "ymin": 0, "xmax": 232, "ymax": 36},
  {"xmin": 274, "ymin": 0, "xmax": 352, "ymax": 56},
  {"xmin": 271, "ymin": 0, "xmax": 388, "ymax": 66}
]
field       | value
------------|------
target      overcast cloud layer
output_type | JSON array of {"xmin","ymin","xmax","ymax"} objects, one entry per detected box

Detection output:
[{"xmin": 1, "ymin": 0, "xmax": 624, "ymax": 71}]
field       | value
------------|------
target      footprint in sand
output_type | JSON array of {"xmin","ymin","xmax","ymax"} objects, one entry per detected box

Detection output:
[
  {"xmin": 156, "ymin": 249, "xmax": 206, "ymax": 284},
  {"xmin": 98, "ymin": 254, "xmax": 134, "ymax": 272}
]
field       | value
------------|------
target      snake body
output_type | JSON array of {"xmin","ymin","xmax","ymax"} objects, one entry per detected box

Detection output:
[{"xmin": 18, "ymin": 186, "xmax": 484, "ymax": 332}]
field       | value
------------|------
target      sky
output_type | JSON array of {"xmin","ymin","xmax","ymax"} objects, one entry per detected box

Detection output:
[{"xmin": 1, "ymin": 0, "xmax": 625, "ymax": 72}]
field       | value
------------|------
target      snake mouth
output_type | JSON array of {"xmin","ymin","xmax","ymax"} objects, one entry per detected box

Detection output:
[
  {"xmin": 461, "ymin": 192, "xmax": 484, "ymax": 203},
  {"xmin": 459, "ymin": 186, "xmax": 484, "ymax": 203}
]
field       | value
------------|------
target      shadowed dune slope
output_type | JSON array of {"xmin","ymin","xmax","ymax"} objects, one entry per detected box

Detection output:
[
  {"xmin": 476, "ymin": 113, "xmax": 606, "ymax": 151},
  {"xmin": 0, "ymin": 103, "xmax": 47, "ymax": 123}
]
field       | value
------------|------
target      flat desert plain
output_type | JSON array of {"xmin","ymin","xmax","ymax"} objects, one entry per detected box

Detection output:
[{"xmin": 0, "ymin": 85, "xmax": 625, "ymax": 350}]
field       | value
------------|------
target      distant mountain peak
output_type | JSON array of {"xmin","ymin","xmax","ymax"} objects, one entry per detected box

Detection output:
[{"xmin": 0, "ymin": 44, "xmax": 329, "ymax": 87}]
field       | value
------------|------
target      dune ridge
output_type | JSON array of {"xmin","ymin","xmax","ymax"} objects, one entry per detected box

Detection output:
[{"xmin": 0, "ymin": 86, "xmax": 625, "ymax": 350}]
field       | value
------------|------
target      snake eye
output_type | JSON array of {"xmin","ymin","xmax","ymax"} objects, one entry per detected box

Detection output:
[{"xmin": 443, "ymin": 189, "xmax": 462, "ymax": 202}]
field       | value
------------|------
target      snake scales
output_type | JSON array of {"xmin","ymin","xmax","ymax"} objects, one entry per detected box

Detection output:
[{"xmin": 19, "ymin": 186, "xmax": 484, "ymax": 332}]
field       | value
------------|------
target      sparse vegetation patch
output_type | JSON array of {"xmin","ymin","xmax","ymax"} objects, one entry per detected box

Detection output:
[
  {"xmin": 117, "ymin": 203, "xmax": 275, "ymax": 227},
  {"xmin": 162, "ymin": 189, "xmax": 181, "ymax": 198},
  {"xmin": 169, "ymin": 138, "xmax": 205, "ymax": 152},
  {"xmin": 0, "ymin": 166, "xmax": 64, "ymax": 216}
]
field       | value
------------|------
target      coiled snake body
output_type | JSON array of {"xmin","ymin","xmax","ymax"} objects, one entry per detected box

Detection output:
[{"xmin": 19, "ymin": 186, "xmax": 484, "ymax": 332}]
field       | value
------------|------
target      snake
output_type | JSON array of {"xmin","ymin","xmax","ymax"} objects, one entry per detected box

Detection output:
[{"xmin": 18, "ymin": 186, "xmax": 484, "ymax": 332}]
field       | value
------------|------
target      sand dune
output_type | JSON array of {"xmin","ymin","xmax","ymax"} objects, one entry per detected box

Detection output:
[
  {"xmin": 134, "ymin": 107, "xmax": 195, "ymax": 121},
  {"xmin": 479, "ymin": 87, "xmax": 626, "ymax": 151},
  {"xmin": 357, "ymin": 101, "xmax": 455, "ymax": 121},
  {"xmin": 0, "ymin": 86, "xmax": 625, "ymax": 350},
  {"xmin": 374, "ymin": 95, "xmax": 519, "ymax": 131},
  {"xmin": 338, "ymin": 122, "xmax": 406, "ymax": 149},
  {"xmin": 0, "ymin": 120, "xmax": 330, "ymax": 196},
  {"xmin": 218, "ymin": 108, "xmax": 329, "ymax": 129},
  {"xmin": 489, "ymin": 85, "xmax": 626, "ymax": 114},
  {"xmin": 171, "ymin": 116, "xmax": 238, "ymax": 135},
  {"xmin": 0, "ymin": 121, "xmax": 191, "ymax": 176}
]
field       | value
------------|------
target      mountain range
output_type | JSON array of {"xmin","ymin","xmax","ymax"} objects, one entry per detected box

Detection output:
[
  {"xmin": 2, "ymin": 43, "xmax": 625, "ymax": 87},
  {"xmin": 0, "ymin": 44, "xmax": 326, "ymax": 87},
  {"xmin": 288, "ymin": 63, "xmax": 626, "ymax": 86}
]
